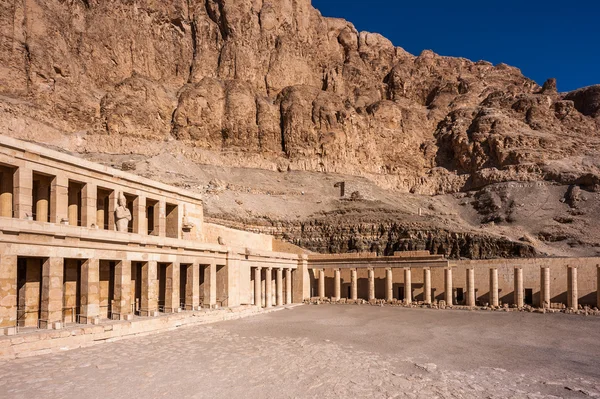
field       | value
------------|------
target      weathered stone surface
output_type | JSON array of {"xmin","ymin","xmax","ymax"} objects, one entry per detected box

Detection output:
[{"xmin": 1, "ymin": 0, "xmax": 599, "ymax": 195}]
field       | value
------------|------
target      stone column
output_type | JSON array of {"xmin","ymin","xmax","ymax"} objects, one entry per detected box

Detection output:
[
  {"xmin": 0, "ymin": 255, "xmax": 17, "ymax": 330},
  {"xmin": 285, "ymin": 268, "xmax": 292, "ymax": 304},
  {"xmin": 514, "ymin": 267, "xmax": 524, "ymax": 308},
  {"xmin": 114, "ymin": 260, "xmax": 132, "ymax": 320},
  {"xmin": 186, "ymin": 263, "xmax": 200, "ymax": 310},
  {"xmin": 164, "ymin": 262, "xmax": 180, "ymax": 312},
  {"xmin": 423, "ymin": 268, "xmax": 431, "ymax": 304},
  {"xmin": 334, "ymin": 269, "xmax": 341, "ymax": 301},
  {"xmin": 67, "ymin": 183, "xmax": 79, "ymax": 226},
  {"xmin": 404, "ymin": 268, "xmax": 412, "ymax": 304},
  {"xmin": 350, "ymin": 269, "xmax": 358, "ymax": 300},
  {"xmin": 444, "ymin": 267, "xmax": 453, "ymax": 306},
  {"xmin": 368, "ymin": 268, "xmax": 375, "ymax": 301},
  {"xmin": 466, "ymin": 268, "xmax": 475, "ymax": 307},
  {"xmin": 13, "ymin": 166, "xmax": 32, "ymax": 219},
  {"xmin": 540, "ymin": 266, "xmax": 551, "ymax": 309},
  {"xmin": 204, "ymin": 263, "xmax": 217, "ymax": 308},
  {"xmin": 271, "ymin": 275, "xmax": 276, "ymax": 305},
  {"xmin": 293, "ymin": 255, "xmax": 310, "ymax": 303},
  {"xmin": 276, "ymin": 268, "xmax": 283, "ymax": 306},
  {"xmin": 24, "ymin": 258, "xmax": 41, "ymax": 327},
  {"xmin": 157, "ymin": 200, "xmax": 167, "ymax": 237},
  {"xmin": 567, "ymin": 266, "xmax": 578, "ymax": 310},
  {"xmin": 0, "ymin": 169, "xmax": 13, "ymax": 218},
  {"xmin": 141, "ymin": 261, "xmax": 158, "ymax": 315},
  {"xmin": 133, "ymin": 196, "xmax": 146, "ymax": 234},
  {"xmin": 318, "ymin": 269, "xmax": 325, "ymax": 298},
  {"xmin": 41, "ymin": 257, "xmax": 64, "ymax": 328},
  {"xmin": 107, "ymin": 191, "xmax": 117, "ymax": 230},
  {"xmin": 80, "ymin": 258, "xmax": 100, "ymax": 323},
  {"xmin": 265, "ymin": 267, "xmax": 273, "ymax": 308},
  {"xmin": 35, "ymin": 179, "xmax": 50, "ymax": 222},
  {"xmin": 254, "ymin": 267, "xmax": 262, "ymax": 307},
  {"xmin": 385, "ymin": 268, "xmax": 393, "ymax": 302},
  {"xmin": 489, "ymin": 268, "xmax": 499, "ymax": 307},
  {"xmin": 81, "ymin": 183, "xmax": 97, "ymax": 228}
]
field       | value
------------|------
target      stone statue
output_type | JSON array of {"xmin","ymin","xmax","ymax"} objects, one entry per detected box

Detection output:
[{"xmin": 115, "ymin": 193, "xmax": 131, "ymax": 232}]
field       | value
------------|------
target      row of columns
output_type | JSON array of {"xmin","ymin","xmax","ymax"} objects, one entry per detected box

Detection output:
[
  {"xmin": 313, "ymin": 265, "xmax": 592, "ymax": 309},
  {"xmin": 315, "ymin": 267, "xmax": 443, "ymax": 305},
  {"xmin": 0, "ymin": 164, "xmax": 177, "ymax": 237},
  {"xmin": 0, "ymin": 256, "xmax": 225, "ymax": 330},
  {"xmin": 253, "ymin": 267, "xmax": 293, "ymax": 308}
]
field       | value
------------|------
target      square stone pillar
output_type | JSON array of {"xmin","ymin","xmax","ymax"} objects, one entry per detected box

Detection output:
[
  {"xmin": 403, "ymin": 268, "xmax": 412, "ymax": 304},
  {"xmin": 41, "ymin": 257, "xmax": 64, "ymax": 328},
  {"xmin": 35, "ymin": 178, "xmax": 50, "ymax": 222},
  {"xmin": 567, "ymin": 266, "xmax": 578, "ymax": 310},
  {"xmin": 0, "ymin": 255, "xmax": 18, "ymax": 329},
  {"xmin": 285, "ymin": 268, "xmax": 293, "ymax": 305},
  {"xmin": 157, "ymin": 200, "xmax": 167, "ymax": 237},
  {"xmin": 318, "ymin": 268, "xmax": 325, "ymax": 298},
  {"xmin": 114, "ymin": 260, "xmax": 132, "ymax": 320},
  {"xmin": 368, "ymin": 268, "xmax": 375, "ymax": 301},
  {"xmin": 265, "ymin": 267, "xmax": 273, "ymax": 308},
  {"xmin": 225, "ymin": 249, "xmax": 240, "ymax": 307},
  {"xmin": 514, "ymin": 267, "xmax": 524, "ymax": 308},
  {"xmin": 466, "ymin": 268, "xmax": 475, "ymax": 307},
  {"xmin": 13, "ymin": 166, "xmax": 32, "ymax": 219},
  {"xmin": 423, "ymin": 268, "xmax": 432, "ymax": 304},
  {"xmin": 50, "ymin": 176, "xmax": 68, "ymax": 224},
  {"xmin": 164, "ymin": 262, "xmax": 180, "ymax": 312},
  {"xmin": 107, "ymin": 191, "xmax": 117, "ymax": 230},
  {"xmin": 444, "ymin": 268, "xmax": 453, "ymax": 306},
  {"xmin": 334, "ymin": 269, "xmax": 341, "ymax": 301},
  {"xmin": 254, "ymin": 267, "xmax": 262, "ymax": 307},
  {"xmin": 0, "ymin": 169, "xmax": 14, "ymax": 218},
  {"xmin": 204, "ymin": 263, "xmax": 217, "ymax": 308},
  {"xmin": 80, "ymin": 258, "xmax": 100, "ymax": 323},
  {"xmin": 540, "ymin": 267, "xmax": 551, "ymax": 308},
  {"xmin": 142, "ymin": 261, "xmax": 158, "ymax": 315},
  {"xmin": 350, "ymin": 269, "xmax": 358, "ymax": 300},
  {"xmin": 81, "ymin": 183, "xmax": 97, "ymax": 228},
  {"xmin": 24, "ymin": 258, "xmax": 41, "ymax": 327},
  {"xmin": 292, "ymin": 255, "xmax": 310, "ymax": 303},
  {"xmin": 186, "ymin": 263, "xmax": 200, "ymax": 310},
  {"xmin": 276, "ymin": 268, "xmax": 283, "ymax": 306},
  {"xmin": 489, "ymin": 268, "xmax": 499, "ymax": 307},
  {"xmin": 133, "ymin": 196, "xmax": 146, "ymax": 234},
  {"xmin": 385, "ymin": 268, "xmax": 393, "ymax": 302}
]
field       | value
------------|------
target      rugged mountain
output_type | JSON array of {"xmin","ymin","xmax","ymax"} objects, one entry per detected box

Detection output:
[{"xmin": 1, "ymin": 0, "xmax": 599, "ymax": 258}]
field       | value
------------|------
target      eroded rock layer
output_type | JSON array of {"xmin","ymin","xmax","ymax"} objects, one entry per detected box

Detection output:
[{"xmin": 1, "ymin": 0, "xmax": 599, "ymax": 257}]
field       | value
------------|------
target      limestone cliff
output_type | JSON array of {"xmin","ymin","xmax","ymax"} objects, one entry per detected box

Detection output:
[{"xmin": 1, "ymin": 0, "xmax": 599, "ymax": 258}]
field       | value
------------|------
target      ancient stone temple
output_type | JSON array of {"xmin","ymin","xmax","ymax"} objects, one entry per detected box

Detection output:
[{"xmin": 0, "ymin": 136, "xmax": 599, "ymax": 360}]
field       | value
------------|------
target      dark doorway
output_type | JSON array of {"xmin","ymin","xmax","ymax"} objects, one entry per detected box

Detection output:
[
  {"xmin": 398, "ymin": 287, "xmax": 404, "ymax": 300},
  {"xmin": 456, "ymin": 288, "xmax": 464, "ymax": 303}
]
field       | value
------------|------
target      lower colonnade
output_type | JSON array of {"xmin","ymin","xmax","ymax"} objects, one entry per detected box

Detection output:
[
  {"xmin": 1, "ymin": 253, "xmax": 297, "ymax": 335},
  {"xmin": 308, "ymin": 264, "xmax": 600, "ymax": 310}
]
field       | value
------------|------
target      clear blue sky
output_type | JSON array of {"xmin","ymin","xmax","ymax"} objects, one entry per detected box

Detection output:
[{"xmin": 312, "ymin": 0, "xmax": 599, "ymax": 92}]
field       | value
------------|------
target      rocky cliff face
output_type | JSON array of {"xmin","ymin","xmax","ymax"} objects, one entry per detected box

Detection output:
[{"xmin": 1, "ymin": 0, "xmax": 599, "ymax": 258}]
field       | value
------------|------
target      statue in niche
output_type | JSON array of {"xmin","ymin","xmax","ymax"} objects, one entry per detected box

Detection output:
[{"xmin": 115, "ymin": 193, "xmax": 132, "ymax": 232}]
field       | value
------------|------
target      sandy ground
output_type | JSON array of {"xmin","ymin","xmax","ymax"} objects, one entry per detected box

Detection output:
[{"xmin": 1, "ymin": 305, "xmax": 599, "ymax": 398}]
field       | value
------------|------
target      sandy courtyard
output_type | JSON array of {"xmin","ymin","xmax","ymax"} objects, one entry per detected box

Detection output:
[{"xmin": 1, "ymin": 305, "xmax": 599, "ymax": 398}]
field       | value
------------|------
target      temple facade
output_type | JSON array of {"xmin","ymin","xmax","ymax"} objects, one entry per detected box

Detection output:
[{"xmin": 0, "ymin": 136, "xmax": 599, "ymax": 359}]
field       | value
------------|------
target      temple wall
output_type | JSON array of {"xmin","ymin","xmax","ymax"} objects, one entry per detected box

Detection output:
[{"xmin": 203, "ymin": 222, "xmax": 273, "ymax": 251}]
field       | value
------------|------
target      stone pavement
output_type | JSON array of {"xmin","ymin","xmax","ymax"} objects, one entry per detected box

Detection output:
[{"xmin": 1, "ymin": 306, "xmax": 599, "ymax": 398}]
